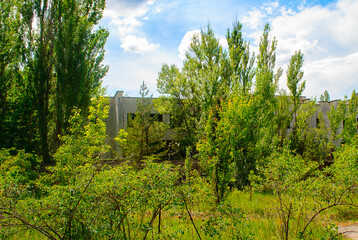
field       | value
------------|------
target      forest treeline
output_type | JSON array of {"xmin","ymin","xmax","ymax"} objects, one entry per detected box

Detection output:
[
  {"xmin": 1, "ymin": 0, "xmax": 358, "ymax": 239},
  {"xmin": 0, "ymin": 0, "xmax": 108, "ymax": 164},
  {"xmin": 120, "ymin": 22, "xmax": 358, "ymax": 203}
]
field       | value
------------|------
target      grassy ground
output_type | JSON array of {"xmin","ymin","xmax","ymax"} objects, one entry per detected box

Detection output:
[{"xmin": 6, "ymin": 190, "xmax": 358, "ymax": 239}]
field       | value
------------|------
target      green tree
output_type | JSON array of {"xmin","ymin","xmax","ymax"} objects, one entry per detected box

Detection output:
[
  {"xmin": 117, "ymin": 82, "xmax": 167, "ymax": 168},
  {"xmin": 0, "ymin": 0, "xmax": 37, "ymax": 152},
  {"xmin": 157, "ymin": 22, "xmax": 255, "ymax": 154},
  {"xmin": 254, "ymin": 23, "xmax": 282, "ymax": 158},
  {"xmin": 156, "ymin": 64, "xmax": 200, "ymax": 152},
  {"xmin": 251, "ymin": 144, "xmax": 353, "ymax": 240},
  {"xmin": 0, "ymin": 0, "xmax": 21, "ymax": 122},
  {"xmin": 275, "ymin": 90, "xmax": 292, "ymax": 146},
  {"xmin": 320, "ymin": 90, "xmax": 330, "ymax": 102},
  {"xmin": 0, "ymin": 0, "xmax": 108, "ymax": 165},
  {"xmin": 226, "ymin": 20, "xmax": 255, "ymax": 95},
  {"xmin": 54, "ymin": 0, "xmax": 108, "ymax": 148},
  {"xmin": 328, "ymin": 90, "xmax": 358, "ymax": 145},
  {"xmin": 328, "ymin": 98, "xmax": 346, "ymax": 144},
  {"xmin": 295, "ymin": 100, "xmax": 332, "ymax": 162},
  {"xmin": 286, "ymin": 50, "xmax": 306, "ymax": 147},
  {"xmin": 198, "ymin": 94, "xmax": 258, "ymax": 202},
  {"xmin": 31, "ymin": 0, "xmax": 59, "ymax": 164},
  {"xmin": 342, "ymin": 90, "xmax": 358, "ymax": 144},
  {"xmin": 157, "ymin": 24, "xmax": 231, "ymax": 152}
]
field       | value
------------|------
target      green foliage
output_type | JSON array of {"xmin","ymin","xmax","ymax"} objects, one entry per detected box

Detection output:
[
  {"xmin": 342, "ymin": 90, "xmax": 358, "ymax": 144},
  {"xmin": 1, "ymin": 12, "xmax": 358, "ymax": 239},
  {"xmin": 251, "ymin": 142, "xmax": 358, "ymax": 239},
  {"xmin": 0, "ymin": 96, "xmax": 180, "ymax": 239},
  {"xmin": 0, "ymin": 149, "xmax": 39, "ymax": 199},
  {"xmin": 55, "ymin": 0, "xmax": 108, "ymax": 139},
  {"xmin": 286, "ymin": 50, "xmax": 306, "ymax": 153},
  {"xmin": 47, "ymin": 96, "xmax": 109, "ymax": 185},
  {"xmin": 327, "ymin": 90, "xmax": 358, "ymax": 146},
  {"xmin": 328, "ymin": 98, "xmax": 346, "ymax": 143},
  {"xmin": 157, "ymin": 22, "xmax": 254, "ymax": 153},
  {"xmin": 287, "ymin": 50, "xmax": 305, "ymax": 116},
  {"xmin": 320, "ymin": 90, "xmax": 330, "ymax": 102},
  {"xmin": 116, "ymin": 82, "xmax": 167, "ymax": 167},
  {"xmin": 157, "ymin": 24, "xmax": 224, "ymax": 151},
  {"xmin": 198, "ymin": 95, "xmax": 259, "ymax": 203},
  {"xmin": 156, "ymin": 64, "xmax": 200, "ymax": 150},
  {"xmin": 1, "ymin": 161, "xmax": 182, "ymax": 239},
  {"xmin": 331, "ymin": 135, "xmax": 358, "ymax": 188},
  {"xmin": 253, "ymin": 24, "xmax": 282, "ymax": 159},
  {"xmin": 253, "ymin": 145, "xmax": 314, "ymax": 194},
  {"xmin": 275, "ymin": 90, "xmax": 292, "ymax": 145},
  {"xmin": 295, "ymin": 100, "xmax": 316, "ymax": 143},
  {"xmin": 0, "ymin": 0, "xmax": 37, "ymax": 152},
  {"xmin": 0, "ymin": 0, "xmax": 108, "ymax": 164},
  {"xmin": 226, "ymin": 20, "xmax": 255, "ymax": 95},
  {"xmin": 202, "ymin": 202, "xmax": 254, "ymax": 239},
  {"xmin": 198, "ymin": 24, "xmax": 284, "ymax": 203}
]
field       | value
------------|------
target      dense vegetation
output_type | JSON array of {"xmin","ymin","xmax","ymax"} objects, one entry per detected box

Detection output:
[{"xmin": 1, "ymin": 0, "xmax": 358, "ymax": 239}]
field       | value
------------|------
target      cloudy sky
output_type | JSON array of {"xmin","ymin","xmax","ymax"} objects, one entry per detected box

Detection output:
[{"xmin": 100, "ymin": 0, "xmax": 358, "ymax": 100}]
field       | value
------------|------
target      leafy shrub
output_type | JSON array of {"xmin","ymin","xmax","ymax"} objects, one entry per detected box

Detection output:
[{"xmin": 0, "ymin": 148, "xmax": 39, "ymax": 199}]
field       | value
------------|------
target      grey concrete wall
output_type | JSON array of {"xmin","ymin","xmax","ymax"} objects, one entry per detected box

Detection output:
[
  {"xmin": 106, "ymin": 91, "xmax": 357, "ymax": 153},
  {"xmin": 106, "ymin": 91, "xmax": 175, "ymax": 153}
]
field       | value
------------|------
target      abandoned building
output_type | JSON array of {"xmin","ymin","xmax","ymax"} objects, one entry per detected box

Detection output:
[
  {"xmin": 106, "ymin": 91, "xmax": 173, "ymax": 151},
  {"xmin": 106, "ymin": 90, "xmax": 356, "ymax": 151}
]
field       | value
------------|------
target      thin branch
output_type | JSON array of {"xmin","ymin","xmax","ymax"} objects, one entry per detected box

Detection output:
[
  {"xmin": 64, "ymin": 172, "xmax": 95, "ymax": 239},
  {"xmin": 142, "ymin": 206, "xmax": 161, "ymax": 240},
  {"xmin": 7, "ymin": 212, "xmax": 57, "ymax": 240},
  {"xmin": 300, "ymin": 203, "xmax": 342, "ymax": 237},
  {"xmin": 182, "ymin": 194, "xmax": 203, "ymax": 240}
]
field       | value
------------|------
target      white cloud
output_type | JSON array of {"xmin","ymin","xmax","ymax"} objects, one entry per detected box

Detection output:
[
  {"xmin": 121, "ymin": 35, "xmax": 159, "ymax": 53},
  {"xmin": 178, "ymin": 30, "xmax": 200, "ymax": 60},
  {"xmin": 103, "ymin": 48, "xmax": 180, "ymax": 97},
  {"xmin": 219, "ymin": 36, "xmax": 228, "ymax": 49},
  {"xmin": 110, "ymin": 17, "xmax": 142, "ymax": 36},
  {"xmin": 303, "ymin": 51, "xmax": 358, "ymax": 100},
  {"xmin": 242, "ymin": 0, "xmax": 358, "ymax": 99},
  {"xmin": 104, "ymin": 0, "xmax": 154, "ymax": 19},
  {"xmin": 242, "ymin": 0, "xmax": 294, "ymax": 31},
  {"xmin": 242, "ymin": 8, "xmax": 266, "ymax": 30},
  {"xmin": 103, "ymin": 0, "xmax": 160, "ymax": 53}
]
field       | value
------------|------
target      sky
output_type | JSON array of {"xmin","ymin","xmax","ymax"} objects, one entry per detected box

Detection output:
[{"xmin": 100, "ymin": 0, "xmax": 358, "ymax": 100}]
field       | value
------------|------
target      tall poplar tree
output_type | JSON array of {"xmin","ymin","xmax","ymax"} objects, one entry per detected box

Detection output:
[
  {"xmin": 157, "ymin": 24, "xmax": 225, "ymax": 151},
  {"xmin": 157, "ymin": 22, "xmax": 254, "ymax": 153},
  {"xmin": 254, "ymin": 24, "xmax": 282, "ymax": 157},
  {"xmin": 286, "ymin": 50, "xmax": 305, "ymax": 147},
  {"xmin": 0, "ymin": 0, "xmax": 108, "ymax": 165},
  {"xmin": 226, "ymin": 20, "xmax": 255, "ymax": 95},
  {"xmin": 54, "ymin": 0, "xmax": 108, "ymax": 148},
  {"xmin": 0, "ymin": 0, "xmax": 31, "ymax": 150}
]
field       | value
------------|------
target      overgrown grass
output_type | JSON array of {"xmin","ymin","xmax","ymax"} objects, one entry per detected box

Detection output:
[{"xmin": 3, "ymin": 186, "xmax": 352, "ymax": 239}]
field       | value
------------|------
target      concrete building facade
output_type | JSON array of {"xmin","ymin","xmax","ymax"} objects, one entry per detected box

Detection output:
[
  {"xmin": 106, "ymin": 91, "xmax": 357, "ymax": 151},
  {"xmin": 106, "ymin": 91, "xmax": 172, "ymax": 151}
]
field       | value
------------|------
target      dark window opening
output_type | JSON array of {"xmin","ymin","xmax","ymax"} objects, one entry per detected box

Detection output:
[
  {"xmin": 150, "ymin": 113, "xmax": 163, "ymax": 122},
  {"xmin": 127, "ymin": 113, "xmax": 163, "ymax": 126},
  {"xmin": 127, "ymin": 113, "xmax": 136, "ymax": 125},
  {"xmin": 169, "ymin": 114, "xmax": 175, "ymax": 128}
]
